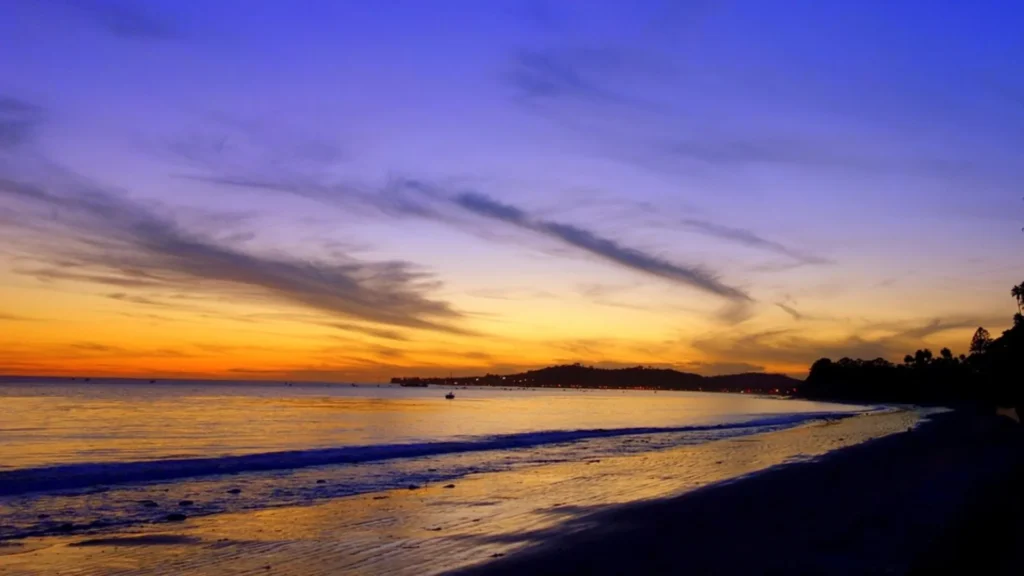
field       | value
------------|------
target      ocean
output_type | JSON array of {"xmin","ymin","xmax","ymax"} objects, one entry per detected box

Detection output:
[{"xmin": 0, "ymin": 379, "xmax": 871, "ymax": 543}]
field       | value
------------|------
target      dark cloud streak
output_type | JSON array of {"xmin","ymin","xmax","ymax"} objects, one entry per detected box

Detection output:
[
  {"xmin": 453, "ymin": 192, "xmax": 750, "ymax": 302},
  {"xmin": 776, "ymin": 303, "xmax": 804, "ymax": 321}
]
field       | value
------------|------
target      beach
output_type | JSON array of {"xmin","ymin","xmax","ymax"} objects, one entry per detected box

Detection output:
[
  {"xmin": 461, "ymin": 410, "xmax": 1024, "ymax": 576},
  {"xmin": 0, "ymin": 396, "xmax": 949, "ymax": 575}
]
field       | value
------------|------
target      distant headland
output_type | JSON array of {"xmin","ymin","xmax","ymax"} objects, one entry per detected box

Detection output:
[{"xmin": 392, "ymin": 363, "xmax": 801, "ymax": 395}]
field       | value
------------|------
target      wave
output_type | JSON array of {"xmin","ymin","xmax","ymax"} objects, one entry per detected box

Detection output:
[{"xmin": 0, "ymin": 412, "xmax": 855, "ymax": 497}]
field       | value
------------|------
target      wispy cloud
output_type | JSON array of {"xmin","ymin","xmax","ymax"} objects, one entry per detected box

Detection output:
[
  {"xmin": 62, "ymin": 0, "xmax": 180, "ymax": 40},
  {"xmin": 509, "ymin": 48, "xmax": 622, "ymax": 104},
  {"xmin": 680, "ymin": 219, "xmax": 830, "ymax": 265},
  {"xmin": 466, "ymin": 287, "xmax": 557, "ymax": 301},
  {"xmin": 678, "ymin": 360, "xmax": 767, "ymax": 376},
  {"xmin": 0, "ymin": 97, "xmax": 43, "ymax": 150},
  {"xmin": 0, "ymin": 311, "xmax": 35, "ymax": 322},
  {"xmin": 452, "ymin": 192, "xmax": 750, "ymax": 301},
  {"xmin": 0, "ymin": 176, "xmax": 467, "ymax": 334},
  {"xmin": 664, "ymin": 137, "xmax": 863, "ymax": 169},
  {"xmin": 324, "ymin": 322, "xmax": 409, "ymax": 342},
  {"xmin": 885, "ymin": 317, "xmax": 999, "ymax": 341},
  {"xmin": 692, "ymin": 314, "xmax": 1011, "ymax": 372},
  {"xmin": 176, "ymin": 128, "xmax": 752, "ymax": 304},
  {"xmin": 776, "ymin": 303, "xmax": 804, "ymax": 321}
]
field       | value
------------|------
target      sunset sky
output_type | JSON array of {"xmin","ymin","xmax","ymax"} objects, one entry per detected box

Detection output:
[{"xmin": 1, "ymin": 0, "xmax": 1021, "ymax": 381}]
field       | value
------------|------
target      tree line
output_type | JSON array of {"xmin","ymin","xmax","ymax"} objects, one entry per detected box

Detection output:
[{"xmin": 801, "ymin": 282, "xmax": 1024, "ymax": 406}]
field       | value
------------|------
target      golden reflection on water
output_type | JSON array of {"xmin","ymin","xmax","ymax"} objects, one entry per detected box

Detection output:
[{"xmin": 0, "ymin": 383, "xmax": 862, "ymax": 469}]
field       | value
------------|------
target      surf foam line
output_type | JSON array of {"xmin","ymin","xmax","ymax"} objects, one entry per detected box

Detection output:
[{"xmin": 0, "ymin": 411, "xmax": 858, "ymax": 496}]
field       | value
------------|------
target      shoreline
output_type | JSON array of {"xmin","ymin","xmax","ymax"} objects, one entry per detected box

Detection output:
[
  {"xmin": 455, "ymin": 409, "xmax": 1024, "ymax": 575},
  {"xmin": 0, "ymin": 409, "xmax": 922, "ymax": 575}
]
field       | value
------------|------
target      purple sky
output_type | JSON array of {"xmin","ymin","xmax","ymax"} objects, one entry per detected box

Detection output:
[{"xmin": 0, "ymin": 0, "xmax": 1022, "ymax": 379}]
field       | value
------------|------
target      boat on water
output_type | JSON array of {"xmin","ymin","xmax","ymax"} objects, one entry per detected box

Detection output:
[{"xmin": 445, "ymin": 392, "xmax": 455, "ymax": 399}]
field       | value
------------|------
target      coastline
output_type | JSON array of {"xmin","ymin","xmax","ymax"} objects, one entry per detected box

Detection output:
[
  {"xmin": 456, "ymin": 409, "xmax": 1024, "ymax": 576},
  {"xmin": 0, "ymin": 408, "xmax": 925, "ymax": 575}
]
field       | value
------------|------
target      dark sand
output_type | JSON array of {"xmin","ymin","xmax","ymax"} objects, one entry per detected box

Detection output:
[{"xmin": 454, "ymin": 411, "xmax": 1024, "ymax": 576}]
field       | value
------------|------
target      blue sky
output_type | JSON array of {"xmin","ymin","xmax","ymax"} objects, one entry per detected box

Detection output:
[{"xmin": 0, "ymin": 0, "xmax": 1022, "ymax": 379}]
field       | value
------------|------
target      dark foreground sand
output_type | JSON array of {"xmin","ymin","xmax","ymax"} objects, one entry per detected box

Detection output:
[{"xmin": 455, "ymin": 410, "xmax": 1024, "ymax": 576}]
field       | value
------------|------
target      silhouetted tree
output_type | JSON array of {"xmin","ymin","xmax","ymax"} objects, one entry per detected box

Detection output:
[
  {"xmin": 801, "ymin": 282, "xmax": 1024, "ymax": 406},
  {"xmin": 1013, "ymin": 282, "xmax": 1024, "ymax": 314},
  {"xmin": 970, "ymin": 327, "xmax": 992, "ymax": 355}
]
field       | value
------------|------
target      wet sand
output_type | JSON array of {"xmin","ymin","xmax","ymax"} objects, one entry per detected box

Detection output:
[
  {"xmin": 0, "ymin": 409, "xmax": 925, "ymax": 575},
  {"xmin": 458, "ymin": 410, "xmax": 1024, "ymax": 576}
]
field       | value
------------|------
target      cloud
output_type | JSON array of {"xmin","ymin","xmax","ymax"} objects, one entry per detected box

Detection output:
[
  {"xmin": 0, "ymin": 176, "xmax": 467, "ymax": 334},
  {"xmin": 466, "ymin": 287, "xmax": 557, "ymax": 301},
  {"xmin": 63, "ymin": 0, "xmax": 180, "ymax": 40},
  {"xmin": 0, "ymin": 97, "xmax": 43, "ymax": 150},
  {"xmin": 664, "ymin": 137, "xmax": 864, "ymax": 169},
  {"xmin": 776, "ymin": 303, "xmax": 804, "ymax": 321},
  {"xmin": 886, "ymin": 318, "xmax": 998, "ymax": 341},
  {"xmin": 453, "ymin": 192, "xmax": 750, "ymax": 302},
  {"xmin": 324, "ymin": 322, "xmax": 409, "ymax": 342},
  {"xmin": 692, "ymin": 315, "xmax": 1011, "ymax": 373},
  {"xmin": 186, "ymin": 170, "xmax": 751, "ymax": 302},
  {"xmin": 506, "ymin": 45, "xmax": 667, "ymax": 112},
  {"xmin": 680, "ymin": 219, "xmax": 831, "ymax": 265},
  {"xmin": 172, "ymin": 123, "xmax": 750, "ymax": 304},
  {"xmin": 678, "ymin": 361, "xmax": 767, "ymax": 376},
  {"xmin": 509, "ymin": 49, "xmax": 617, "ymax": 104},
  {"xmin": 691, "ymin": 329, "xmax": 895, "ymax": 371},
  {"xmin": 106, "ymin": 292, "xmax": 185, "ymax": 308},
  {"xmin": 70, "ymin": 342, "xmax": 122, "ymax": 352}
]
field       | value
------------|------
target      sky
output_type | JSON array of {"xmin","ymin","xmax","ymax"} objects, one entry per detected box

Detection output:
[{"xmin": 0, "ymin": 0, "xmax": 1022, "ymax": 381}]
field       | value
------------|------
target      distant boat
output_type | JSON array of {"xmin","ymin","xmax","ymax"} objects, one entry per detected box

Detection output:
[{"xmin": 445, "ymin": 392, "xmax": 455, "ymax": 400}]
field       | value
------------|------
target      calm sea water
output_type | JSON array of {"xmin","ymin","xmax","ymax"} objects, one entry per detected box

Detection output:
[{"xmin": 0, "ymin": 379, "xmax": 868, "ymax": 540}]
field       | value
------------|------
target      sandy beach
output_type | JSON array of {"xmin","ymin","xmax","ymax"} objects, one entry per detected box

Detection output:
[
  {"xmin": 461, "ymin": 409, "xmax": 1024, "ymax": 576},
  {"xmin": 0, "ymin": 408, "xmax": 937, "ymax": 575}
]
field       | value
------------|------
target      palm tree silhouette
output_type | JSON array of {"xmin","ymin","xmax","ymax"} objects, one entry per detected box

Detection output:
[{"xmin": 1012, "ymin": 282, "xmax": 1024, "ymax": 314}]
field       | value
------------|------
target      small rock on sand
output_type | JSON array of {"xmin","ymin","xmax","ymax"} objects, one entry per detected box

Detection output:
[
  {"xmin": 444, "ymin": 484, "xmax": 456, "ymax": 489},
  {"xmin": 37, "ymin": 514, "xmax": 50, "ymax": 519},
  {"xmin": 178, "ymin": 500, "xmax": 194, "ymax": 506},
  {"xmin": 165, "ymin": 513, "xmax": 187, "ymax": 522},
  {"xmin": 316, "ymin": 479, "xmax": 326, "ymax": 484},
  {"xmin": 407, "ymin": 484, "xmax": 420, "ymax": 490},
  {"xmin": 227, "ymin": 489, "xmax": 241, "ymax": 495},
  {"xmin": 139, "ymin": 500, "xmax": 159, "ymax": 508},
  {"xmin": 372, "ymin": 496, "xmax": 389, "ymax": 500}
]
